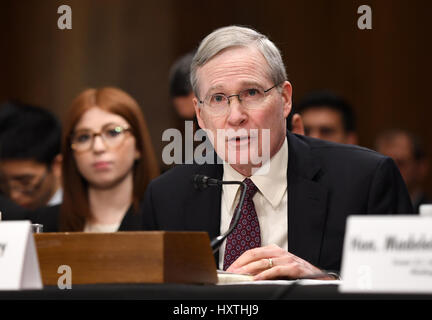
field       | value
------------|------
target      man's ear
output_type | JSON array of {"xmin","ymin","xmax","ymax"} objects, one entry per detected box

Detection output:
[
  {"xmin": 291, "ymin": 113, "xmax": 305, "ymax": 135},
  {"xmin": 52, "ymin": 154, "xmax": 63, "ymax": 179},
  {"xmin": 281, "ymin": 81, "xmax": 292, "ymax": 118},
  {"xmin": 193, "ymin": 97, "xmax": 206, "ymax": 129}
]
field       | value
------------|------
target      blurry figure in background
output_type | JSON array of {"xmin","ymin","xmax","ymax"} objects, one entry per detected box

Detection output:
[
  {"xmin": 57, "ymin": 87, "xmax": 160, "ymax": 232},
  {"xmin": 296, "ymin": 91, "xmax": 357, "ymax": 144},
  {"xmin": 167, "ymin": 51, "xmax": 201, "ymax": 167},
  {"xmin": 169, "ymin": 50, "xmax": 196, "ymax": 121},
  {"xmin": 0, "ymin": 101, "xmax": 63, "ymax": 210},
  {"xmin": 375, "ymin": 129, "xmax": 431, "ymax": 213},
  {"xmin": 0, "ymin": 193, "xmax": 35, "ymax": 220}
]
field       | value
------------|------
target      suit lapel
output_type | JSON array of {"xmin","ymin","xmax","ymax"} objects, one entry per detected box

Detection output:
[
  {"xmin": 287, "ymin": 133, "xmax": 329, "ymax": 267},
  {"xmin": 118, "ymin": 205, "xmax": 142, "ymax": 231}
]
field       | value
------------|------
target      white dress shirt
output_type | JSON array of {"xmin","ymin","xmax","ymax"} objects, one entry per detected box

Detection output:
[{"xmin": 218, "ymin": 138, "xmax": 288, "ymax": 269}]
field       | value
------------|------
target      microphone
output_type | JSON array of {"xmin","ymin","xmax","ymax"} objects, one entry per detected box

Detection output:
[
  {"xmin": 192, "ymin": 174, "xmax": 247, "ymax": 254},
  {"xmin": 192, "ymin": 174, "xmax": 221, "ymax": 189}
]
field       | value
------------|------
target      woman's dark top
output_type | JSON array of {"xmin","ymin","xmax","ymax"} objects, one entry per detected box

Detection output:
[{"xmin": 1, "ymin": 195, "xmax": 147, "ymax": 232}]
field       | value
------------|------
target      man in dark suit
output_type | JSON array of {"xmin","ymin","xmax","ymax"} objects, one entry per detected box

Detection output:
[{"xmin": 143, "ymin": 26, "xmax": 413, "ymax": 280}]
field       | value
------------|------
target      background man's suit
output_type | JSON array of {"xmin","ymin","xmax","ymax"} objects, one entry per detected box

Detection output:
[{"xmin": 143, "ymin": 131, "xmax": 413, "ymax": 271}]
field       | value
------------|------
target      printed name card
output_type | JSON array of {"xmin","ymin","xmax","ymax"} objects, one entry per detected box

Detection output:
[
  {"xmin": 0, "ymin": 221, "xmax": 43, "ymax": 290},
  {"xmin": 339, "ymin": 216, "xmax": 432, "ymax": 293}
]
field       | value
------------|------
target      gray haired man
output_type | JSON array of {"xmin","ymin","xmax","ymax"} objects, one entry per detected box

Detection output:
[{"xmin": 143, "ymin": 26, "xmax": 413, "ymax": 280}]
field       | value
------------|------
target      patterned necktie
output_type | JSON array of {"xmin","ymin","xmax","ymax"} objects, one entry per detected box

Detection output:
[{"xmin": 223, "ymin": 178, "xmax": 261, "ymax": 271}]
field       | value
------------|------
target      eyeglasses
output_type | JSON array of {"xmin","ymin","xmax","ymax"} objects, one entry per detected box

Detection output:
[
  {"xmin": 71, "ymin": 123, "xmax": 132, "ymax": 152},
  {"xmin": 198, "ymin": 84, "xmax": 280, "ymax": 116},
  {"xmin": 0, "ymin": 170, "xmax": 49, "ymax": 196}
]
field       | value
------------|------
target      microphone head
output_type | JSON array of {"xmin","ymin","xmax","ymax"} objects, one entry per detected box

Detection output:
[
  {"xmin": 192, "ymin": 174, "xmax": 222, "ymax": 190},
  {"xmin": 192, "ymin": 174, "xmax": 209, "ymax": 190}
]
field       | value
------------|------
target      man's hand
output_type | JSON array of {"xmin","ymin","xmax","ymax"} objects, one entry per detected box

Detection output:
[{"xmin": 226, "ymin": 244, "xmax": 335, "ymax": 280}]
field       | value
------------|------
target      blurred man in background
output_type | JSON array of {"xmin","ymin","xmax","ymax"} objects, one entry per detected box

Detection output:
[
  {"xmin": 0, "ymin": 101, "xmax": 63, "ymax": 210},
  {"xmin": 167, "ymin": 51, "xmax": 200, "ymax": 168},
  {"xmin": 169, "ymin": 50, "xmax": 196, "ymax": 121},
  {"xmin": 375, "ymin": 129, "xmax": 430, "ymax": 213},
  {"xmin": 296, "ymin": 90, "xmax": 357, "ymax": 144}
]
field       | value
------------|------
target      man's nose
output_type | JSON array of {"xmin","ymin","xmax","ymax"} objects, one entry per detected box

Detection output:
[
  {"xmin": 226, "ymin": 97, "xmax": 247, "ymax": 126},
  {"xmin": 10, "ymin": 189, "xmax": 24, "ymax": 203}
]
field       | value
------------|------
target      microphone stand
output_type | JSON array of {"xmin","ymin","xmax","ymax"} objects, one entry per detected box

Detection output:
[{"xmin": 193, "ymin": 174, "xmax": 247, "ymax": 254}]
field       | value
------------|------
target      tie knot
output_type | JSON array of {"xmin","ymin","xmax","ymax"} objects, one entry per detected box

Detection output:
[{"xmin": 243, "ymin": 178, "xmax": 258, "ymax": 198}]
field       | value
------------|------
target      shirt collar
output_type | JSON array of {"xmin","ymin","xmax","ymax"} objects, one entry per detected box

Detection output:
[
  {"xmin": 47, "ymin": 188, "xmax": 63, "ymax": 206},
  {"xmin": 222, "ymin": 137, "xmax": 288, "ymax": 211}
]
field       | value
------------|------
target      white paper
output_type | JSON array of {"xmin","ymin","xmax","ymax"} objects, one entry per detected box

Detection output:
[{"xmin": 217, "ymin": 279, "xmax": 341, "ymax": 286}]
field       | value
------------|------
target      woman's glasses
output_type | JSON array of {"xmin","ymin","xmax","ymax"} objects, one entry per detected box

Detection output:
[{"xmin": 71, "ymin": 123, "xmax": 132, "ymax": 152}]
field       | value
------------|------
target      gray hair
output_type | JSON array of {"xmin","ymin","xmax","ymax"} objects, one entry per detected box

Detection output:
[{"xmin": 190, "ymin": 25, "xmax": 287, "ymax": 98}]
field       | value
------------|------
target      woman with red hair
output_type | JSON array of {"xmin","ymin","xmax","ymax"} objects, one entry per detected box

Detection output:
[{"xmin": 31, "ymin": 87, "xmax": 159, "ymax": 232}]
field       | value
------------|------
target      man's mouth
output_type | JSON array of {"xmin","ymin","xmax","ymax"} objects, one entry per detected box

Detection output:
[
  {"xmin": 226, "ymin": 136, "xmax": 255, "ymax": 149},
  {"xmin": 229, "ymin": 136, "xmax": 249, "ymax": 142}
]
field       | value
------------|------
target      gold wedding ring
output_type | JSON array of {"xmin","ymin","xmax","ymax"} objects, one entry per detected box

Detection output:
[{"xmin": 268, "ymin": 258, "xmax": 273, "ymax": 268}]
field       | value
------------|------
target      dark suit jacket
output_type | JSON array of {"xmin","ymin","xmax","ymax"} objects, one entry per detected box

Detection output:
[{"xmin": 143, "ymin": 132, "xmax": 414, "ymax": 271}]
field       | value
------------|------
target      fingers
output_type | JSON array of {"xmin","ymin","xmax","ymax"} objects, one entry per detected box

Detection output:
[
  {"xmin": 253, "ymin": 265, "xmax": 297, "ymax": 281},
  {"xmin": 228, "ymin": 257, "xmax": 273, "ymax": 275},
  {"xmin": 253, "ymin": 256, "xmax": 325, "ymax": 280},
  {"xmin": 226, "ymin": 244, "xmax": 325, "ymax": 280},
  {"xmin": 226, "ymin": 244, "xmax": 287, "ymax": 274},
  {"xmin": 253, "ymin": 265, "xmax": 334, "ymax": 281},
  {"xmin": 253, "ymin": 262, "xmax": 309, "ymax": 280}
]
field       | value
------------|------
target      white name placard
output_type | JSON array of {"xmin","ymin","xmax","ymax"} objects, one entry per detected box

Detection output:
[
  {"xmin": 339, "ymin": 215, "xmax": 432, "ymax": 293},
  {"xmin": 0, "ymin": 221, "xmax": 43, "ymax": 290}
]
